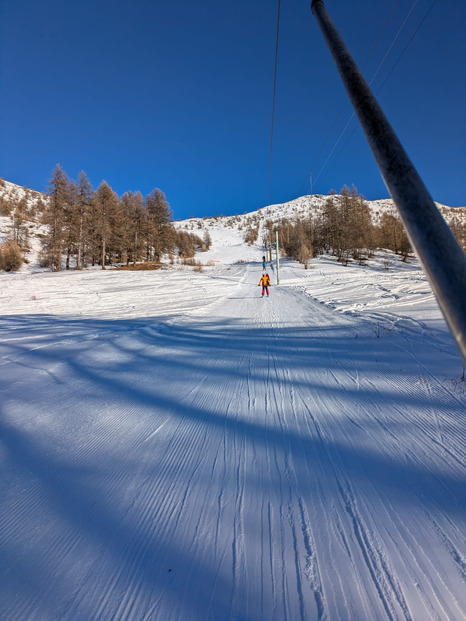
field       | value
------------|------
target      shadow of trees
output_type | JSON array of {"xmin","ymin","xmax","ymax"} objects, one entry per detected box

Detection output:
[{"xmin": 1, "ymin": 312, "xmax": 465, "ymax": 619}]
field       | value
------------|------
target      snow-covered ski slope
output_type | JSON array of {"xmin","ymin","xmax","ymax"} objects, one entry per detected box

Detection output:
[{"xmin": 1, "ymin": 224, "xmax": 465, "ymax": 620}]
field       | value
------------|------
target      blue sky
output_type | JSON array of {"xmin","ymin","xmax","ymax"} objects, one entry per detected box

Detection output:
[{"xmin": 1, "ymin": 0, "xmax": 465, "ymax": 218}]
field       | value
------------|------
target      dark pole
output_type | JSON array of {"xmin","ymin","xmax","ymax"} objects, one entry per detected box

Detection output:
[{"xmin": 311, "ymin": 0, "xmax": 466, "ymax": 362}]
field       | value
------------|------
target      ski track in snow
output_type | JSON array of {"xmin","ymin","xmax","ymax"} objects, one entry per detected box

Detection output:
[{"xmin": 0, "ymin": 259, "xmax": 465, "ymax": 621}]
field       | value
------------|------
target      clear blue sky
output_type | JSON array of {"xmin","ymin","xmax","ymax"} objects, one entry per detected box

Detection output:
[{"xmin": 1, "ymin": 0, "xmax": 465, "ymax": 218}]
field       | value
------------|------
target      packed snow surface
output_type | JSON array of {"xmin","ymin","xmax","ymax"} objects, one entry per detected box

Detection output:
[{"xmin": 1, "ymin": 225, "xmax": 465, "ymax": 620}]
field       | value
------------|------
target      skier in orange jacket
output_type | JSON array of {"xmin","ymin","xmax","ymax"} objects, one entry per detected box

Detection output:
[{"xmin": 258, "ymin": 273, "xmax": 271, "ymax": 297}]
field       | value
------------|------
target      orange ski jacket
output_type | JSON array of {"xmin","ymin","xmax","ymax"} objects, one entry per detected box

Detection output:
[{"xmin": 258, "ymin": 275, "xmax": 271, "ymax": 287}]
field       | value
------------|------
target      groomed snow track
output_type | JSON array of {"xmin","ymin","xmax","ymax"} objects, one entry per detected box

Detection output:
[{"xmin": 1, "ymin": 261, "xmax": 465, "ymax": 620}]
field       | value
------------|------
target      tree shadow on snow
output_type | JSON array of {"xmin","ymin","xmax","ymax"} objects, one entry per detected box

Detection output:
[{"xmin": 0, "ymin": 312, "xmax": 465, "ymax": 619}]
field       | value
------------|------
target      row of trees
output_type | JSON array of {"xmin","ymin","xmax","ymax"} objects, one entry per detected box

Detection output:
[
  {"xmin": 278, "ymin": 187, "xmax": 466, "ymax": 268},
  {"xmin": 274, "ymin": 186, "xmax": 413, "ymax": 267},
  {"xmin": 42, "ymin": 165, "xmax": 207, "ymax": 270},
  {"xmin": 2, "ymin": 174, "xmax": 463, "ymax": 272}
]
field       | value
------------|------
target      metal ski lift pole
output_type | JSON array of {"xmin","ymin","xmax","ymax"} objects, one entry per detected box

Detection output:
[
  {"xmin": 310, "ymin": 0, "xmax": 466, "ymax": 362},
  {"xmin": 276, "ymin": 230, "xmax": 280, "ymax": 284}
]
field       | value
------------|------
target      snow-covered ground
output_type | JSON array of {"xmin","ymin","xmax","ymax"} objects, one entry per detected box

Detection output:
[{"xmin": 1, "ymin": 223, "xmax": 465, "ymax": 620}]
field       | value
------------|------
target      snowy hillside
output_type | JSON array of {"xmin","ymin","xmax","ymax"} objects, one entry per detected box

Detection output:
[
  {"xmin": 175, "ymin": 193, "xmax": 465, "ymax": 238},
  {"xmin": 1, "ymin": 178, "xmax": 464, "ymax": 271},
  {"xmin": 0, "ymin": 178, "xmax": 45, "ymax": 206},
  {"xmin": 0, "ymin": 179, "xmax": 48, "ymax": 269},
  {"xmin": 1, "ymin": 179, "xmax": 465, "ymax": 620}
]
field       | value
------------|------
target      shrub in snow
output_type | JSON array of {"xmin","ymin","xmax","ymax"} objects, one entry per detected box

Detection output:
[{"xmin": 0, "ymin": 239, "xmax": 23, "ymax": 271}]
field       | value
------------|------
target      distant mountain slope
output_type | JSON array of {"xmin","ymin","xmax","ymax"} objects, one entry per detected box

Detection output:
[
  {"xmin": 0, "ymin": 178, "xmax": 46, "ymax": 212},
  {"xmin": 0, "ymin": 179, "xmax": 48, "ymax": 269},
  {"xmin": 1, "ymin": 178, "xmax": 464, "ymax": 271},
  {"xmin": 176, "ymin": 193, "xmax": 465, "ymax": 234}
]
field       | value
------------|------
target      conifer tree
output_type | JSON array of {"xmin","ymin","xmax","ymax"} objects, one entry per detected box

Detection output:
[
  {"xmin": 43, "ymin": 164, "xmax": 70, "ymax": 270},
  {"xmin": 62, "ymin": 181, "xmax": 78, "ymax": 270},
  {"xmin": 107, "ymin": 195, "xmax": 126, "ymax": 264},
  {"xmin": 203, "ymin": 230, "xmax": 212, "ymax": 251},
  {"xmin": 121, "ymin": 191, "xmax": 146, "ymax": 265},
  {"xmin": 145, "ymin": 189, "xmax": 174, "ymax": 261},
  {"xmin": 76, "ymin": 172, "xmax": 94, "ymax": 269},
  {"xmin": 349, "ymin": 185, "xmax": 373, "ymax": 262},
  {"xmin": 93, "ymin": 181, "xmax": 119, "ymax": 269},
  {"xmin": 378, "ymin": 212, "xmax": 412, "ymax": 258},
  {"xmin": 320, "ymin": 193, "xmax": 340, "ymax": 255},
  {"xmin": 12, "ymin": 198, "xmax": 28, "ymax": 247}
]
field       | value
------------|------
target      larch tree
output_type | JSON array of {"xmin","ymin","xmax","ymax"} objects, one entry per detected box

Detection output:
[
  {"xmin": 378, "ymin": 212, "xmax": 412, "ymax": 258},
  {"xmin": 76, "ymin": 172, "xmax": 94, "ymax": 269},
  {"xmin": 62, "ymin": 181, "xmax": 78, "ymax": 270},
  {"xmin": 107, "ymin": 195, "xmax": 126, "ymax": 264},
  {"xmin": 121, "ymin": 191, "xmax": 146, "ymax": 265},
  {"xmin": 43, "ymin": 164, "xmax": 70, "ymax": 270},
  {"xmin": 93, "ymin": 181, "xmax": 120, "ymax": 269},
  {"xmin": 12, "ymin": 197, "xmax": 29, "ymax": 249},
  {"xmin": 145, "ymin": 188, "xmax": 174, "ymax": 262},
  {"xmin": 348, "ymin": 185, "xmax": 373, "ymax": 262}
]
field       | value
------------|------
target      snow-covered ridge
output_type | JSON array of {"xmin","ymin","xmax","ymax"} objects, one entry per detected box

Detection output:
[
  {"xmin": 1, "ymin": 179, "xmax": 464, "ymax": 272},
  {"xmin": 2, "ymin": 179, "xmax": 464, "ymax": 227},
  {"xmin": 173, "ymin": 193, "xmax": 465, "ymax": 267},
  {"xmin": 0, "ymin": 180, "xmax": 49, "ymax": 270},
  {"xmin": 0, "ymin": 178, "xmax": 46, "ymax": 210},
  {"xmin": 175, "ymin": 193, "xmax": 465, "ymax": 233}
]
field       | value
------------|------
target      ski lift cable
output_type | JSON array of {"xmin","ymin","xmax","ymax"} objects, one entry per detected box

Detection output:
[
  {"xmin": 361, "ymin": 0, "xmax": 402, "ymax": 71},
  {"xmin": 317, "ymin": 0, "xmax": 440, "ymax": 182},
  {"xmin": 311, "ymin": 0, "xmax": 421, "ymax": 190},
  {"xmin": 266, "ymin": 0, "xmax": 281, "ymax": 213},
  {"xmin": 309, "ymin": 0, "xmax": 401, "ymax": 187},
  {"xmin": 375, "ymin": 0, "xmax": 439, "ymax": 93},
  {"xmin": 312, "ymin": 113, "xmax": 356, "ymax": 188},
  {"xmin": 368, "ymin": 0, "xmax": 420, "ymax": 87},
  {"xmin": 308, "ymin": 0, "xmax": 402, "ymax": 186}
]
